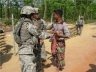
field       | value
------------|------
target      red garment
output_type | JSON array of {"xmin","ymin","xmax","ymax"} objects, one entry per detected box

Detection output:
[{"xmin": 51, "ymin": 34, "xmax": 57, "ymax": 55}]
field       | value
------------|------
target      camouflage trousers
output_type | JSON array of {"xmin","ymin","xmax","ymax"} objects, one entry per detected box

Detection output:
[
  {"xmin": 41, "ymin": 43, "xmax": 47, "ymax": 61},
  {"xmin": 19, "ymin": 54, "xmax": 36, "ymax": 72}
]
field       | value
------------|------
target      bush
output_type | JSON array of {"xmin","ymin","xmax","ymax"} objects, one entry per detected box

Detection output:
[
  {"xmin": 14, "ymin": 19, "xmax": 18, "ymax": 25},
  {"xmin": 2, "ymin": 19, "xmax": 12, "ymax": 25},
  {"xmin": 85, "ymin": 19, "xmax": 96, "ymax": 24},
  {"xmin": 2, "ymin": 18, "xmax": 19, "ymax": 25}
]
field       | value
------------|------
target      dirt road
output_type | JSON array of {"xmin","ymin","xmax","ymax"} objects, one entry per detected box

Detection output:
[{"xmin": 1, "ymin": 23, "xmax": 96, "ymax": 72}]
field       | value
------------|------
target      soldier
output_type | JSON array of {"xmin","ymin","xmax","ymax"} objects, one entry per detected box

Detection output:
[
  {"xmin": 14, "ymin": 6, "xmax": 52, "ymax": 72},
  {"xmin": 33, "ymin": 8, "xmax": 52, "ymax": 65},
  {"xmin": 76, "ymin": 16, "xmax": 85, "ymax": 35}
]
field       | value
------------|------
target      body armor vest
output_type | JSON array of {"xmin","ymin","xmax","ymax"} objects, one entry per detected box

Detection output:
[
  {"xmin": 20, "ymin": 22, "xmax": 32, "ymax": 43},
  {"xmin": 33, "ymin": 19, "xmax": 43, "ymax": 30}
]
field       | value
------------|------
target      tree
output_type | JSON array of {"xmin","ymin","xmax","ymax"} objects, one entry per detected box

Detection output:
[
  {"xmin": 0, "ymin": 0, "xmax": 96, "ymax": 25},
  {"xmin": 43, "ymin": 0, "xmax": 46, "ymax": 19},
  {"xmin": 0, "ymin": 0, "xmax": 2, "ymax": 18}
]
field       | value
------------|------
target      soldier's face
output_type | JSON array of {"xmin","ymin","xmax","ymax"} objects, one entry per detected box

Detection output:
[
  {"xmin": 34, "ymin": 13, "xmax": 40, "ymax": 19},
  {"xmin": 31, "ymin": 14, "xmax": 35, "ymax": 20},
  {"xmin": 53, "ymin": 12, "xmax": 59, "ymax": 19}
]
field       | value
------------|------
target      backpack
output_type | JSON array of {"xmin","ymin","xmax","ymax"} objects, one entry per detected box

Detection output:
[{"xmin": 13, "ymin": 20, "xmax": 24, "ymax": 45}]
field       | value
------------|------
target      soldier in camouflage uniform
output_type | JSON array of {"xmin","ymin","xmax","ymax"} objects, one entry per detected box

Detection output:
[
  {"xmin": 76, "ymin": 16, "xmax": 85, "ymax": 35},
  {"xmin": 33, "ymin": 8, "xmax": 52, "ymax": 65},
  {"xmin": 14, "ymin": 6, "xmax": 52, "ymax": 72}
]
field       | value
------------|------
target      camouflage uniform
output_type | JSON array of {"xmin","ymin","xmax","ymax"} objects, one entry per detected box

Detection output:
[
  {"xmin": 76, "ymin": 16, "xmax": 85, "ymax": 34},
  {"xmin": 17, "ymin": 18, "xmax": 51, "ymax": 72},
  {"xmin": 33, "ymin": 19, "xmax": 53, "ymax": 61},
  {"xmin": 33, "ymin": 8, "xmax": 53, "ymax": 62},
  {"xmin": 15, "ymin": 6, "xmax": 52, "ymax": 72}
]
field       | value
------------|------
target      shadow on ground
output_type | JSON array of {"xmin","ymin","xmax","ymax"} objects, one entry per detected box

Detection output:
[
  {"xmin": 6, "ymin": 45, "xmax": 13, "ymax": 52},
  {"xmin": 42, "ymin": 55, "xmax": 57, "ymax": 69},
  {"xmin": 1, "ymin": 45, "xmax": 13, "ymax": 54},
  {"xmin": 46, "ymin": 51, "xmax": 51, "ymax": 55},
  {"xmin": 86, "ymin": 64, "xmax": 96, "ymax": 72},
  {"xmin": 1, "ymin": 53, "xmax": 13, "ymax": 67},
  {"xmin": 92, "ymin": 35, "xmax": 96, "ymax": 38},
  {"xmin": 91, "ymin": 27, "xmax": 96, "ymax": 30},
  {"xmin": 43, "ymin": 51, "xmax": 60, "ymax": 69},
  {"xmin": 1, "ymin": 44, "xmax": 13, "ymax": 67},
  {"xmin": 42, "ymin": 54, "xmax": 53, "ymax": 71}
]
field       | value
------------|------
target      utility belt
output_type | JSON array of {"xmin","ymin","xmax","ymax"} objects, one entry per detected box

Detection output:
[
  {"xmin": 57, "ymin": 38, "xmax": 65, "ymax": 43},
  {"xmin": 20, "ymin": 36, "xmax": 39, "ymax": 45},
  {"xmin": 76, "ymin": 24, "xmax": 83, "ymax": 26}
]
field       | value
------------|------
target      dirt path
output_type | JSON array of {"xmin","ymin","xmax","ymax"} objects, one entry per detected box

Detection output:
[{"xmin": 1, "ymin": 22, "xmax": 96, "ymax": 72}]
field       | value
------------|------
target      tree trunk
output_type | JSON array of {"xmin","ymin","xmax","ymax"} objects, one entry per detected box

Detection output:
[
  {"xmin": 74, "ymin": 0, "xmax": 77, "ymax": 20},
  {"xmin": 0, "ymin": 0, "xmax": 2, "ymax": 18},
  {"xmin": 91, "ymin": 11, "xmax": 92, "ymax": 20},
  {"xmin": 5, "ymin": 2, "xmax": 7, "ymax": 19},
  {"xmin": 33, "ymin": 0, "xmax": 36, "ymax": 7},
  {"xmin": 86, "ymin": 0, "xmax": 89, "ymax": 20},
  {"xmin": 5, "ymin": 0, "xmax": 10, "ymax": 19},
  {"xmin": 43, "ymin": 0, "xmax": 46, "ymax": 20},
  {"xmin": 7, "ymin": 0, "xmax": 10, "ymax": 19}
]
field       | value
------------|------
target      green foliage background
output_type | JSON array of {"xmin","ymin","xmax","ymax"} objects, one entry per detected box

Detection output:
[{"xmin": 0, "ymin": 0, "xmax": 96, "ymax": 25}]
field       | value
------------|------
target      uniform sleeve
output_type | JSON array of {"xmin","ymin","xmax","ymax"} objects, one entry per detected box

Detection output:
[
  {"xmin": 26, "ymin": 22, "xmax": 52, "ymax": 39},
  {"xmin": 41, "ymin": 19, "xmax": 47, "ymax": 26},
  {"xmin": 63, "ymin": 23, "xmax": 70, "ymax": 38},
  {"xmin": 39, "ymin": 31, "xmax": 52, "ymax": 39},
  {"xmin": 41, "ymin": 19, "xmax": 53, "ymax": 30},
  {"xmin": 45, "ymin": 24, "xmax": 53, "ymax": 30},
  {"xmin": 26, "ymin": 22, "xmax": 42, "ymax": 37}
]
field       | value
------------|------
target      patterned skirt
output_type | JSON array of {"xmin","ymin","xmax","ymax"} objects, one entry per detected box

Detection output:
[{"xmin": 51, "ymin": 39, "xmax": 65, "ymax": 70}]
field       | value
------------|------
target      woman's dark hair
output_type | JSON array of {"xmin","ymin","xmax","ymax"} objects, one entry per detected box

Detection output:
[{"xmin": 54, "ymin": 9, "xmax": 63, "ymax": 17}]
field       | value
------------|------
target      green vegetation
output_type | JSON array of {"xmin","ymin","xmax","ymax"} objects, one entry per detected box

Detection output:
[{"xmin": 0, "ymin": 0, "xmax": 96, "ymax": 25}]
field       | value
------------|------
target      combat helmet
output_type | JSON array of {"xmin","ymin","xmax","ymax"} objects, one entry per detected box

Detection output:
[
  {"xmin": 20, "ymin": 6, "xmax": 35, "ymax": 15},
  {"xmin": 34, "ymin": 8, "xmax": 39, "ymax": 13},
  {"xmin": 80, "ymin": 16, "xmax": 84, "ymax": 19}
]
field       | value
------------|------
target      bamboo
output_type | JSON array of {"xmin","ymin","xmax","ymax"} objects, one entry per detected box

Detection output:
[
  {"xmin": 0, "ymin": 42, "xmax": 6, "ymax": 46},
  {"xmin": 0, "ymin": 40, "xmax": 5, "ymax": 42},
  {"xmin": 0, "ymin": 37, "xmax": 5, "ymax": 39},
  {"xmin": 0, "ymin": 33, "xmax": 5, "ymax": 36},
  {"xmin": 0, "ymin": 45, "xmax": 6, "ymax": 47}
]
